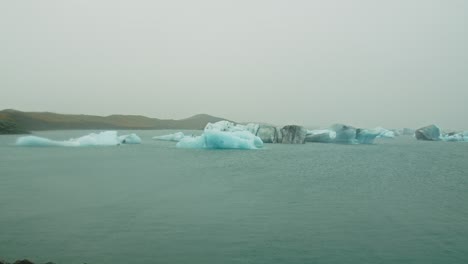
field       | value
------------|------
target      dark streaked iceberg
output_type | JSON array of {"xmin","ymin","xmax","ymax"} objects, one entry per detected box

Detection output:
[
  {"xmin": 256, "ymin": 125, "xmax": 283, "ymax": 143},
  {"xmin": 415, "ymin": 125, "xmax": 441, "ymax": 141},
  {"xmin": 281, "ymin": 125, "xmax": 307, "ymax": 144}
]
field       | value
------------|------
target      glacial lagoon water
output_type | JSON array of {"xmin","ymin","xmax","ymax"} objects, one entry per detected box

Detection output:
[{"xmin": 1, "ymin": 130, "xmax": 468, "ymax": 264}]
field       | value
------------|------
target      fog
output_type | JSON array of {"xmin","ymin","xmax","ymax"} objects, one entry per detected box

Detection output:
[{"xmin": 1, "ymin": 0, "xmax": 467, "ymax": 129}]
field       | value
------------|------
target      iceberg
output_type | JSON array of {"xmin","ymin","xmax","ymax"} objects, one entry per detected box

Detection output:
[
  {"xmin": 176, "ymin": 121, "xmax": 263, "ymax": 149},
  {"xmin": 373, "ymin": 127, "xmax": 396, "ymax": 138},
  {"xmin": 256, "ymin": 125, "xmax": 282, "ymax": 143},
  {"xmin": 401, "ymin": 128, "xmax": 415, "ymax": 136},
  {"xmin": 16, "ymin": 131, "xmax": 140, "ymax": 147},
  {"xmin": 441, "ymin": 131, "xmax": 468, "ymax": 142},
  {"xmin": 305, "ymin": 129, "xmax": 336, "ymax": 143},
  {"xmin": 153, "ymin": 132, "xmax": 186, "ymax": 142},
  {"xmin": 281, "ymin": 125, "xmax": 307, "ymax": 144},
  {"xmin": 355, "ymin": 129, "xmax": 380, "ymax": 144},
  {"xmin": 119, "ymin": 133, "xmax": 142, "ymax": 144},
  {"xmin": 330, "ymin": 124, "xmax": 358, "ymax": 144},
  {"xmin": 16, "ymin": 135, "xmax": 81, "ymax": 147},
  {"xmin": 306, "ymin": 125, "xmax": 391, "ymax": 144},
  {"xmin": 415, "ymin": 125, "xmax": 441, "ymax": 141}
]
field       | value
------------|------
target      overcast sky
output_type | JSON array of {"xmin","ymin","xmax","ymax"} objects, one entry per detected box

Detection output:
[{"xmin": 1, "ymin": 0, "xmax": 467, "ymax": 129}]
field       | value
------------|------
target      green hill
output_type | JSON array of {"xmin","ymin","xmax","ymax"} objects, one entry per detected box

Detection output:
[{"xmin": 0, "ymin": 109, "xmax": 229, "ymax": 133}]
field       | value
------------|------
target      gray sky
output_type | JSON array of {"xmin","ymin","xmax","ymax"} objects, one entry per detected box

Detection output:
[{"xmin": 1, "ymin": 0, "xmax": 467, "ymax": 129}]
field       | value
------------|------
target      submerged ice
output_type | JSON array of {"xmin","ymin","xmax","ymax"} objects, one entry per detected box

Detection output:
[{"xmin": 16, "ymin": 131, "xmax": 141, "ymax": 147}]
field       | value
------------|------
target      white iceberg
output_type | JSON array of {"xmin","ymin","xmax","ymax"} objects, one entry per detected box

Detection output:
[
  {"xmin": 306, "ymin": 129, "xmax": 336, "ymax": 143},
  {"xmin": 441, "ymin": 131, "xmax": 468, "ymax": 142},
  {"xmin": 16, "ymin": 131, "xmax": 141, "ymax": 147},
  {"xmin": 153, "ymin": 132, "xmax": 186, "ymax": 142},
  {"xmin": 373, "ymin": 127, "xmax": 396, "ymax": 138},
  {"xmin": 176, "ymin": 121, "xmax": 263, "ymax": 149},
  {"xmin": 119, "ymin": 133, "xmax": 142, "ymax": 144},
  {"xmin": 306, "ymin": 125, "xmax": 381, "ymax": 144}
]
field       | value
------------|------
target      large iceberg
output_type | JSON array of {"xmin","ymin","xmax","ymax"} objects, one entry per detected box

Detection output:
[
  {"xmin": 153, "ymin": 132, "xmax": 186, "ymax": 142},
  {"xmin": 16, "ymin": 131, "xmax": 141, "ymax": 147},
  {"xmin": 415, "ymin": 125, "xmax": 441, "ymax": 141},
  {"xmin": 176, "ymin": 121, "xmax": 263, "ymax": 149},
  {"xmin": 256, "ymin": 125, "xmax": 283, "ymax": 143},
  {"xmin": 306, "ymin": 125, "xmax": 382, "ymax": 144},
  {"xmin": 281, "ymin": 125, "xmax": 307, "ymax": 144}
]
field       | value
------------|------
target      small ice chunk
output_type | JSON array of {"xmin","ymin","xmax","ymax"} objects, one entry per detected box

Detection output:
[
  {"xmin": 119, "ymin": 133, "xmax": 142, "ymax": 144},
  {"xmin": 153, "ymin": 132, "xmax": 186, "ymax": 142}
]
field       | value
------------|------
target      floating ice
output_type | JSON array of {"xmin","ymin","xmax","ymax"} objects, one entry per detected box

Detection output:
[
  {"xmin": 330, "ymin": 124, "xmax": 358, "ymax": 144},
  {"xmin": 441, "ymin": 131, "xmax": 468, "ymax": 142},
  {"xmin": 281, "ymin": 125, "xmax": 308, "ymax": 144},
  {"xmin": 306, "ymin": 129, "xmax": 336, "ymax": 143},
  {"xmin": 373, "ymin": 127, "xmax": 396, "ymax": 138},
  {"xmin": 176, "ymin": 121, "xmax": 263, "ymax": 149},
  {"xmin": 356, "ymin": 129, "xmax": 380, "ymax": 144},
  {"xmin": 256, "ymin": 125, "xmax": 282, "ymax": 143},
  {"xmin": 16, "ymin": 136, "xmax": 81, "ymax": 147},
  {"xmin": 153, "ymin": 132, "xmax": 186, "ymax": 142},
  {"xmin": 16, "ymin": 131, "xmax": 140, "ymax": 147},
  {"xmin": 119, "ymin": 133, "xmax": 142, "ymax": 144},
  {"xmin": 307, "ymin": 125, "xmax": 381, "ymax": 144},
  {"xmin": 415, "ymin": 125, "xmax": 441, "ymax": 141}
]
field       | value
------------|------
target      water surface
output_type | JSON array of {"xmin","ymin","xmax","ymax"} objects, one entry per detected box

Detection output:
[{"xmin": 1, "ymin": 130, "xmax": 467, "ymax": 264}]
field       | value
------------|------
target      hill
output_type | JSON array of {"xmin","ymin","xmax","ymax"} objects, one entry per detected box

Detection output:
[{"xmin": 0, "ymin": 109, "xmax": 229, "ymax": 133}]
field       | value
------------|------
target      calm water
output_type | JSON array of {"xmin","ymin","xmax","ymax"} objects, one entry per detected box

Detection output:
[{"xmin": 1, "ymin": 130, "xmax": 468, "ymax": 264}]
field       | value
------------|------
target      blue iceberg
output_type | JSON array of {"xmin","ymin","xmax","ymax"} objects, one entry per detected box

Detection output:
[
  {"xmin": 176, "ymin": 121, "xmax": 263, "ymax": 150},
  {"xmin": 355, "ymin": 129, "xmax": 380, "ymax": 144}
]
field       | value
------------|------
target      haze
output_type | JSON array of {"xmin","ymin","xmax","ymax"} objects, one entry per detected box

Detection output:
[{"xmin": 1, "ymin": 1, "xmax": 467, "ymax": 129}]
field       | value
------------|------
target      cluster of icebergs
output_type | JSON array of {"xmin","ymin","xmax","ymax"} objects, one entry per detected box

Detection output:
[
  {"xmin": 154, "ymin": 121, "xmax": 264, "ymax": 150},
  {"xmin": 14, "ymin": 121, "xmax": 466, "ymax": 150},
  {"xmin": 16, "ymin": 131, "xmax": 141, "ymax": 147},
  {"xmin": 152, "ymin": 121, "xmax": 403, "ymax": 149},
  {"xmin": 415, "ymin": 125, "xmax": 468, "ymax": 142}
]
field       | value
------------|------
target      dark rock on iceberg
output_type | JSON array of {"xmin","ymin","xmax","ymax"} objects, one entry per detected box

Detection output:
[
  {"xmin": 281, "ymin": 125, "xmax": 307, "ymax": 144},
  {"xmin": 415, "ymin": 125, "xmax": 441, "ymax": 141}
]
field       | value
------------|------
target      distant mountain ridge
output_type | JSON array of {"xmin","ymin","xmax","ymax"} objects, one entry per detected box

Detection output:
[{"xmin": 0, "ymin": 109, "xmax": 230, "ymax": 133}]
